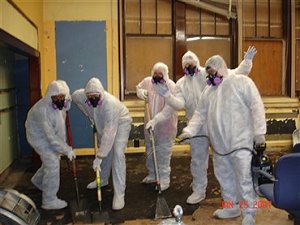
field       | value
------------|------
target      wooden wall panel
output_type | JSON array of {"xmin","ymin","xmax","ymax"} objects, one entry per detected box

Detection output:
[
  {"xmin": 297, "ymin": 6, "xmax": 300, "ymax": 38},
  {"xmin": 296, "ymin": 40, "xmax": 300, "ymax": 92},
  {"xmin": 157, "ymin": 0, "xmax": 172, "ymax": 34},
  {"xmin": 175, "ymin": 1, "xmax": 187, "ymax": 81},
  {"xmin": 270, "ymin": 0, "xmax": 282, "ymax": 38},
  {"xmin": 244, "ymin": 40, "xmax": 283, "ymax": 96},
  {"xmin": 256, "ymin": 0, "xmax": 269, "ymax": 37},
  {"xmin": 141, "ymin": 1, "xmax": 155, "ymax": 34},
  {"xmin": 29, "ymin": 52, "xmax": 42, "ymax": 170},
  {"xmin": 201, "ymin": 10, "xmax": 215, "ymax": 35},
  {"xmin": 125, "ymin": 0, "xmax": 140, "ymax": 34},
  {"xmin": 296, "ymin": 6, "xmax": 300, "ymax": 93},
  {"xmin": 125, "ymin": 37, "xmax": 172, "ymax": 93},
  {"xmin": 186, "ymin": 39, "xmax": 230, "ymax": 69},
  {"xmin": 186, "ymin": 5, "xmax": 200, "ymax": 35},
  {"xmin": 216, "ymin": 16, "xmax": 229, "ymax": 36},
  {"xmin": 243, "ymin": 1, "xmax": 255, "ymax": 37}
]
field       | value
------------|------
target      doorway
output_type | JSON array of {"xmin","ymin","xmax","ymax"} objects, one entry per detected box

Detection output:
[{"xmin": 0, "ymin": 29, "xmax": 41, "ymax": 173}]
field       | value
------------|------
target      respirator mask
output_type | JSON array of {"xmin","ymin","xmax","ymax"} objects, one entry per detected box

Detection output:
[{"xmin": 86, "ymin": 94, "xmax": 102, "ymax": 108}]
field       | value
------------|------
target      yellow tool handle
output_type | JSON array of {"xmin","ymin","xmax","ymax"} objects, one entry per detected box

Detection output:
[
  {"xmin": 96, "ymin": 168, "xmax": 102, "ymax": 202},
  {"xmin": 93, "ymin": 124, "xmax": 102, "ymax": 203}
]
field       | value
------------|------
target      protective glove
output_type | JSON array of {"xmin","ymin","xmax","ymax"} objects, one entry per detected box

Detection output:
[
  {"xmin": 137, "ymin": 88, "xmax": 148, "ymax": 101},
  {"xmin": 244, "ymin": 46, "xmax": 257, "ymax": 62},
  {"xmin": 154, "ymin": 83, "xmax": 170, "ymax": 97},
  {"xmin": 146, "ymin": 119, "xmax": 156, "ymax": 131},
  {"xmin": 86, "ymin": 180, "xmax": 97, "ymax": 189},
  {"xmin": 93, "ymin": 158, "xmax": 102, "ymax": 172},
  {"xmin": 64, "ymin": 96, "xmax": 72, "ymax": 111},
  {"xmin": 254, "ymin": 135, "xmax": 265, "ymax": 147},
  {"xmin": 67, "ymin": 150, "xmax": 76, "ymax": 161},
  {"xmin": 178, "ymin": 132, "xmax": 192, "ymax": 141}
]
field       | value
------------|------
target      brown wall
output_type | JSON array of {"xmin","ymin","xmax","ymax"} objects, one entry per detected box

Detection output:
[
  {"xmin": 123, "ymin": 0, "xmax": 294, "ymax": 97},
  {"xmin": 244, "ymin": 40, "xmax": 283, "ymax": 96},
  {"xmin": 296, "ymin": 40, "xmax": 300, "ymax": 92},
  {"xmin": 125, "ymin": 37, "xmax": 173, "ymax": 93},
  {"xmin": 186, "ymin": 38, "xmax": 230, "ymax": 68},
  {"xmin": 125, "ymin": 39, "xmax": 284, "ymax": 96}
]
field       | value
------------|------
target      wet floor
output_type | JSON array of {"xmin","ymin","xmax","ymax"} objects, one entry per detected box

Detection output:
[{"xmin": 0, "ymin": 149, "xmax": 293, "ymax": 224}]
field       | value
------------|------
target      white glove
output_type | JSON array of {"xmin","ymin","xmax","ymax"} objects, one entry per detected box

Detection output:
[
  {"xmin": 254, "ymin": 135, "xmax": 265, "ymax": 147},
  {"xmin": 146, "ymin": 119, "xmax": 156, "ymax": 131},
  {"xmin": 67, "ymin": 150, "xmax": 76, "ymax": 161},
  {"xmin": 244, "ymin": 46, "xmax": 257, "ymax": 62},
  {"xmin": 137, "ymin": 88, "xmax": 148, "ymax": 101},
  {"xmin": 65, "ymin": 100, "xmax": 71, "ymax": 111},
  {"xmin": 86, "ymin": 180, "xmax": 97, "ymax": 189},
  {"xmin": 93, "ymin": 158, "xmax": 102, "ymax": 172},
  {"xmin": 154, "ymin": 83, "xmax": 170, "ymax": 97},
  {"xmin": 178, "ymin": 132, "xmax": 192, "ymax": 141},
  {"xmin": 64, "ymin": 96, "xmax": 72, "ymax": 111}
]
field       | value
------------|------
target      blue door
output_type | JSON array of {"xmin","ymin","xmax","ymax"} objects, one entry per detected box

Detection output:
[
  {"xmin": 14, "ymin": 56, "xmax": 32, "ymax": 157},
  {"xmin": 55, "ymin": 21, "xmax": 107, "ymax": 148}
]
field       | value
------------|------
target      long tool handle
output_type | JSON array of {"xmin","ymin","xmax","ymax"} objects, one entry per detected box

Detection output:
[
  {"xmin": 66, "ymin": 112, "xmax": 80, "ymax": 205},
  {"xmin": 72, "ymin": 160, "xmax": 80, "ymax": 205},
  {"xmin": 96, "ymin": 168, "xmax": 102, "ymax": 208},
  {"xmin": 93, "ymin": 125, "xmax": 102, "ymax": 211},
  {"xmin": 149, "ymin": 129, "xmax": 162, "ymax": 194},
  {"xmin": 145, "ymin": 103, "xmax": 162, "ymax": 194}
]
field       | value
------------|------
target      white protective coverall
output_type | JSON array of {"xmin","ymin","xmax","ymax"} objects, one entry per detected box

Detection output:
[
  {"xmin": 182, "ymin": 55, "xmax": 266, "ymax": 225},
  {"xmin": 136, "ymin": 62, "xmax": 178, "ymax": 191},
  {"xmin": 25, "ymin": 80, "xmax": 75, "ymax": 210},
  {"xmin": 153, "ymin": 49, "xmax": 255, "ymax": 204},
  {"xmin": 72, "ymin": 77, "xmax": 132, "ymax": 210}
]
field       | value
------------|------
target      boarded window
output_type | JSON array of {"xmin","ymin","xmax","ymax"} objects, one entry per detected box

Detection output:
[
  {"xmin": 125, "ymin": 0, "xmax": 172, "ymax": 35},
  {"xmin": 295, "ymin": 3, "xmax": 300, "ymax": 92},
  {"xmin": 243, "ymin": 0, "xmax": 282, "ymax": 38},
  {"xmin": 125, "ymin": 37, "xmax": 173, "ymax": 93}
]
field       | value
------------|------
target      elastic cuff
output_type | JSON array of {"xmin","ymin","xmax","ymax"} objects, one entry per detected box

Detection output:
[
  {"xmin": 244, "ymin": 59, "xmax": 252, "ymax": 65},
  {"xmin": 163, "ymin": 91, "xmax": 171, "ymax": 98},
  {"xmin": 182, "ymin": 128, "xmax": 191, "ymax": 136}
]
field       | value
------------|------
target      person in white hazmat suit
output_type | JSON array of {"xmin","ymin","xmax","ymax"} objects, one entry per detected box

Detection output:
[
  {"xmin": 136, "ymin": 62, "xmax": 178, "ymax": 191},
  {"xmin": 72, "ymin": 77, "xmax": 132, "ymax": 210},
  {"xmin": 25, "ymin": 80, "xmax": 76, "ymax": 210},
  {"xmin": 152, "ymin": 47, "xmax": 257, "ymax": 204},
  {"xmin": 179, "ymin": 55, "xmax": 266, "ymax": 225}
]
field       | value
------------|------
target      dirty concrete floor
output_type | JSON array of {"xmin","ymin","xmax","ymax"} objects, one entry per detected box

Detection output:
[
  {"xmin": 0, "ymin": 150, "xmax": 294, "ymax": 225},
  {"xmin": 122, "ymin": 198, "xmax": 292, "ymax": 225}
]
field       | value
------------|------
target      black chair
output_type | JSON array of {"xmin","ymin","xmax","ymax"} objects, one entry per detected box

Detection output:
[{"xmin": 259, "ymin": 151, "xmax": 300, "ymax": 225}]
